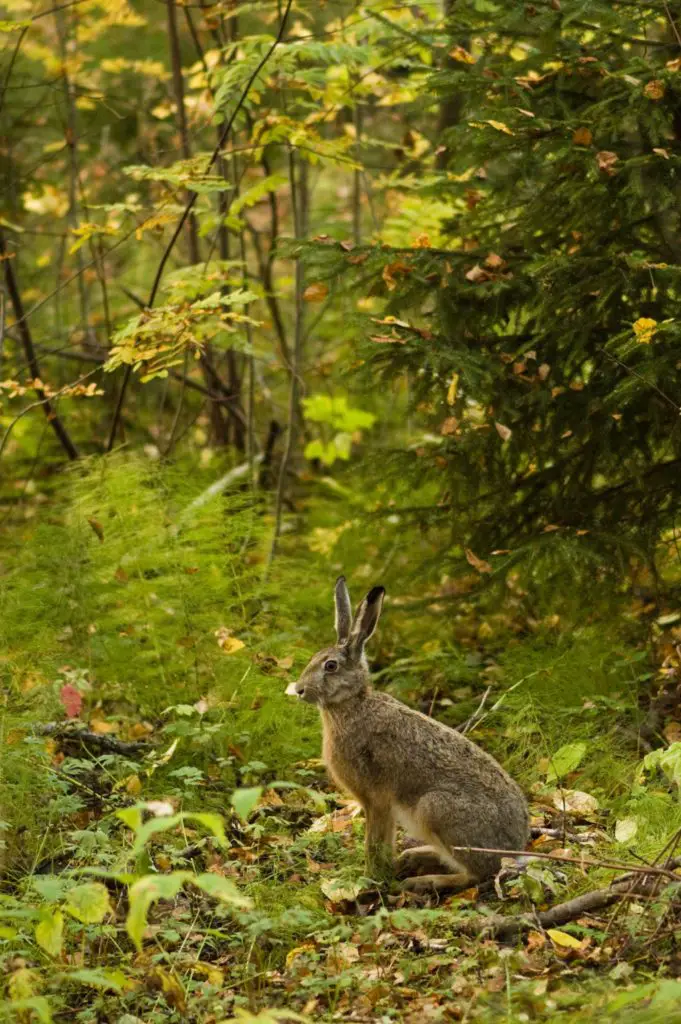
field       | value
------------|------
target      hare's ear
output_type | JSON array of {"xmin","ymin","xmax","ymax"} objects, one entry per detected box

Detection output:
[
  {"xmin": 334, "ymin": 576, "xmax": 353, "ymax": 645},
  {"xmin": 348, "ymin": 585, "xmax": 385, "ymax": 657}
]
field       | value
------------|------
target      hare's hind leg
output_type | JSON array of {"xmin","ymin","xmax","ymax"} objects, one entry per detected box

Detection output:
[
  {"xmin": 363, "ymin": 802, "xmax": 395, "ymax": 882},
  {"xmin": 398, "ymin": 790, "xmax": 494, "ymax": 892}
]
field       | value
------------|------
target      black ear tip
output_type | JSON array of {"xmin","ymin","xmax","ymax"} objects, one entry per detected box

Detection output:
[
  {"xmin": 336, "ymin": 575, "xmax": 346, "ymax": 586},
  {"xmin": 367, "ymin": 585, "xmax": 385, "ymax": 603}
]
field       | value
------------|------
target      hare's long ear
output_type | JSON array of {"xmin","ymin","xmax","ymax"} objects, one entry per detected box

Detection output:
[
  {"xmin": 334, "ymin": 576, "xmax": 353, "ymax": 645},
  {"xmin": 348, "ymin": 585, "xmax": 385, "ymax": 658}
]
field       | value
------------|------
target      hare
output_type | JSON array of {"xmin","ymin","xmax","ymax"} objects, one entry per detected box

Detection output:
[{"xmin": 285, "ymin": 577, "xmax": 529, "ymax": 892}]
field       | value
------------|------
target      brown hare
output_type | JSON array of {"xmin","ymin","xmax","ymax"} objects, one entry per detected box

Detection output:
[{"xmin": 286, "ymin": 577, "xmax": 529, "ymax": 892}]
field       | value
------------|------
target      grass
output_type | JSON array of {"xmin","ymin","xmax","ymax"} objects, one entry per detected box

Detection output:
[{"xmin": 0, "ymin": 455, "xmax": 680, "ymax": 1022}]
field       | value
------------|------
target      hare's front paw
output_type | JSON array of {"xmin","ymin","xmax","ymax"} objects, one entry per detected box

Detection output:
[{"xmin": 395, "ymin": 845, "xmax": 449, "ymax": 879}]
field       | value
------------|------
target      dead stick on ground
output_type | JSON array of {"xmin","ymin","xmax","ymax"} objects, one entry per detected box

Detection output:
[{"xmin": 458, "ymin": 857, "xmax": 681, "ymax": 940}]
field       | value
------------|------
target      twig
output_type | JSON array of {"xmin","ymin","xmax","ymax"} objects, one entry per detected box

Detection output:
[
  {"xmin": 39, "ymin": 723, "xmax": 151, "ymax": 757},
  {"xmin": 0, "ymin": 230, "xmax": 79, "ymax": 459},
  {"xmin": 449, "ymin": 845, "xmax": 680, "ymax": 882},
  {"xmin": 458, "ymin": 872, "xmax": 675, "ymax": 940},
  {"xmin": 105, "ymin": 0, "xmax": 293, "ymax": 451},
  {"xmin": 458, "ymin": 687, "xmax": 491, "ymax": 735}
]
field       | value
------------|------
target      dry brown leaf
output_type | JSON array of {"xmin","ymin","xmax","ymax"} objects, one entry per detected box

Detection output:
[
  {"xmin": 440, "ymin": 416, "xmax": 459, "ymax": 436},
  {"xmin": 485, "ymin": 251, "xmax": 505, "ymax": 268},
  {"xmin": 465, "ymin": 547, "xmax": 492, "ymax": 574},
  {"xmin": 572, "ymin": 127, "xmax": 592, "ymax": 146},
  {"xmin": 303, "ymin": 282, "xmax": 328, "ymax": 303},
  {"xmin": 643, "ymin": 80, "xmax": 665, "ymax": 100},
  {"xmin": 596, "ymin": 150, "xmax": 618, "ymax": 175},
  {"xmin": 494, "ymin": 421, "xmax": 512, "ymax": 441}
]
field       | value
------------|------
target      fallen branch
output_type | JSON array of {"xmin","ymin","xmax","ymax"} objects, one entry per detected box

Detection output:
[
  {"xmin": 39, "ymin": 723, "xmax": 152, "ymax": 757},
  {"xmin": 458, "ymin": 859, "xmax": 681, "ymax": 940}
]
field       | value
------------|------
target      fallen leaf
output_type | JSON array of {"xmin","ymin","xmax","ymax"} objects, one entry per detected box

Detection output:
[
  {"xmin": 440, "ymin": 416, "xmax": 458, "ymax": 436},
  {"xmin": 465, "ymin": 547, "xmax": 492, "ymax": 574},
  {"xmin": 485, "ymin": 252, "xmax": 505, "ymax": 268},
  {"xmin": 494, "ymin": 421, "xmax": 512, "ymax": 442},
  {"xmin": 370, "ymin": 334, "xmax": 406, "ymax": 344},
  {"xmin": 215, "ymin": 627, "xmax": 245, "ymax": 654},
  {"xmin": 538, "ymin": 362, "xmax": 551, "ymax": 380},
  {"xmin": 303, "ymin": 282, "xmax": 328, "ymax": 303},
  {"xmin": 320, "ymin": 877, "xmax": 362, "ymax": 902},
  {"xmin": 614, "ymin": 817, "xmax": 638, "ymax": 843},
  {"xmin": 60, "ymin": 683, "xmax": 83, "ymax": 719},
  {"xmin": 547, "ymin": 928, "xmax": 585, "ymax": 950},
  {"xmin": 551, "ymin": 789, "xmax": 599, "ymax": 815}
]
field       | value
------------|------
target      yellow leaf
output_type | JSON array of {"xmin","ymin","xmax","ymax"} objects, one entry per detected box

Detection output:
[
  {"xmin": 447, "ymin": 373, "xmax": 459, "ymax": 405},
  {"xmin": 286, "ymin": 943, "xmax": 317, "ymax": 969},
  {"xmin": 449, "ymin": 45, "xmax": 475, "ymax": 64},
  {"xmin": 485, "ymin": 120, "xmax": 515, "ymax": 135},
  {"xmin": 547, "ymin": 929, "xmax": 584, "ymax": 950},
  {"xmin": 633, "ymin": 317, "xmax": 657, "ymax": 344}
]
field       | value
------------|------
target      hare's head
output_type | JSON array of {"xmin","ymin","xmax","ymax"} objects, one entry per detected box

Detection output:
[{"xmin": 286, "ymin": 577, "xmax": 384, "ymax": 707}]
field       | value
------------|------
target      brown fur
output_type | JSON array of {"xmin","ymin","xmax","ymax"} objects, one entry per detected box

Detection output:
[{"xmin": 286, "ymin": 578, "xmax": 529, "ymax": 890}]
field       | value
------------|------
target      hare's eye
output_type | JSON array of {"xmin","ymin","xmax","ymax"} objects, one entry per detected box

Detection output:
[{"xmin": 324, "ymin": 659, "xmax": 338, "ymax": 673}]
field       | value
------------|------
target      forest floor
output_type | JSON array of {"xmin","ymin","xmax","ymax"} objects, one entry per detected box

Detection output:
[{"xmin": 1, "ymin": 456, "xmax": 681, "ymax": 1024}]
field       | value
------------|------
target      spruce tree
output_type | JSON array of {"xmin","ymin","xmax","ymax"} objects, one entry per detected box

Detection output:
[{"xmin": 317, "ymin": 0, "xmax": 681, "ymax": 578}]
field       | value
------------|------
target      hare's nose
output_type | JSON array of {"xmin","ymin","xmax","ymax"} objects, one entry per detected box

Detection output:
[{"xmin": 285, "ymin": 680, "xmax": 303, "ymax": 697}]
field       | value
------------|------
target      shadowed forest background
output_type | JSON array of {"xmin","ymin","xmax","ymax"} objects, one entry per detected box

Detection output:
[{"xmin": 2, "ymin": 0, "xmax": 681, "ymax": 1020}]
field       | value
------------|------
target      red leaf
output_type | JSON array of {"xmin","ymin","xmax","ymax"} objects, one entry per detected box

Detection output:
[{"xmin": 60, "ymin": 683, "xmax": 83, "ymax": 719}]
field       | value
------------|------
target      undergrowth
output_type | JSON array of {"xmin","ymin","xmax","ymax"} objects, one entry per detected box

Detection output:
[{"xmin": 0, "ymin": 455, "xmax": 680, "ymax": 1023}]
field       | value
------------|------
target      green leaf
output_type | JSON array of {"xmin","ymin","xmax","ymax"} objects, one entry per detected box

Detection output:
[
  {"xmin": 64, "ymin": 968, "xmax": 131, "ymax": 993},
  {"xmin": 192, "ymin": 873, "xmax": 252, "ymax": 908},
  {"xmin": 116, "ymin": 806, "xmax": 143, "ymax": 832},
  {"xmin": 29, "ymin": 875, "xmax": 67, "ymax": 902},
  {"xmin": 5, "ymin": 998, "xmax": 52, "ymax": 1024},
  {"xmin": 35, "ymin": 909, "xmax": 63, "ymax": 958},
  {"xmin": 304, "ymin": 439, "xmax": 325, "ymax": 462},
  {"xmin": 64, "ymin": 883, "xmax": 111, "ymax": 924},
  {"xmin": 230, "ymin": 786, "xmax": 263, "ymax": 821},
  {"xmin": 546, "ymin": 742, "xmax": 587, "ymax": 782},
  {"xmin": 126, "ymin": 873, "xmax": 190, "ymax": 951}
]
